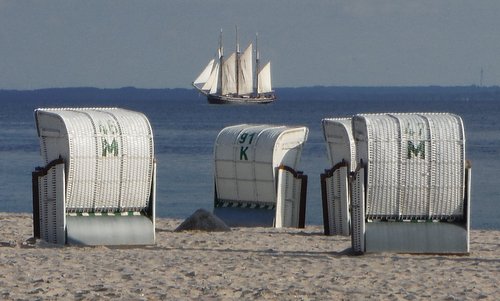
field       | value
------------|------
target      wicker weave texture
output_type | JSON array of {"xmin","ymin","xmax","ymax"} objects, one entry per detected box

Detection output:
[
  {"xmin": 353, "ymin": 113, "xmax": 465, "ymax": 220},
  {"xmin": 36, "ymin": 108, "xmax": 154, "ymax": 213}
]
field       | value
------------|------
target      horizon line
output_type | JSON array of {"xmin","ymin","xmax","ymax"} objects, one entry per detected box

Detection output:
[{"xmin": 1, "ymin": 84, "xmax": 499, "ymax": 92}]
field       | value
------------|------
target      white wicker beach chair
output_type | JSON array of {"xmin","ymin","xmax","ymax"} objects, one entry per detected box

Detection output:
[
  {"xmin": 350, "ymin": 113, "xmax": 471, "ymax": 254},
  {"xmin": 320, "ymin": 118, "xmax": 356, "ymax": 236},
  {"xmin": 213, "ymin": 124, "xmax": 309, "ymax": 228},
  {"xmin": 32, "ymin": 108, "xmax": 156, "ymax": 245}
]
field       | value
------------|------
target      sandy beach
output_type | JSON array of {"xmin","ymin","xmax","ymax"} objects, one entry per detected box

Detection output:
[{"xmin": 0, "ymin": 212, "xmax": 498, "ymax": 300}]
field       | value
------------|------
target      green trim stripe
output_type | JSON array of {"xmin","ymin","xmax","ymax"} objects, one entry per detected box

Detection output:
[
  {"xmin": 67, "ymin": 211, "xmax": 143, "ymax": 217},
  {"xmin": 215, "ymin": 199, "xmax": 275, "ymax": 210}
]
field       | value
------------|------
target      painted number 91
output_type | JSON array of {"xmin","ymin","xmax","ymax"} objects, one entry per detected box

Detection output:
[
  {"xmin": 238, "ymin": 132, "xmax": 255, "ymax": 160},
  {"xmin": 238, "ymin": 132, "xmax": 255, "ymax": 144}
]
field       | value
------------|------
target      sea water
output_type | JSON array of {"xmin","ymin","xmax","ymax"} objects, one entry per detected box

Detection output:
[{"xmin": 1, "ymin": 94, "xmax": 499, "ymax": 229}]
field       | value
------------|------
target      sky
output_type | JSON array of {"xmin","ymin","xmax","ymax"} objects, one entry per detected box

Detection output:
[{"xmin": 1, "ymin": 0, "xmax": 500, "ymax": 90}]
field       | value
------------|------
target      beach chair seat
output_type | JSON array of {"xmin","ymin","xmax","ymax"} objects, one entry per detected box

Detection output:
[
  {"xmin": 32, "ymin": 108, "xmax": 156, "ymax": 245},
  {"xmin": 320, "ymin": 118, "xmax": 356, "ymax": 236},
  {"xmin": 213, "ymin": 124, "xmax": 308, "ymax": 228},
  {"xmin": 350, "ymin": 113, "xmax": 471, "ymax": 254}
]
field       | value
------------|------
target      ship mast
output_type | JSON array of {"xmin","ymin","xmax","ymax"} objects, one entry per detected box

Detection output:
[
  {"xmin": 218, "ymin": 29, "xmax": 223, "ymax": 94},
  {"xmin": 255, "ymin": 32, "xmax": 260, "ymax": 96},
  {"xmin": 235, "ymin": 26, "xmax": 240, "ymax": 96}
]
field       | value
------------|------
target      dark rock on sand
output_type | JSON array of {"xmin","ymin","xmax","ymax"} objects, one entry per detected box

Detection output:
[{"xmin": 175, "ymin": 209, "xmax": 231, "ymax": 232}]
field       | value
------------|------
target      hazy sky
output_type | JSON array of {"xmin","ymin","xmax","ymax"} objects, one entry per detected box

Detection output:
[{"xmin": 1, "ymin": 0, "xmax": 500, "ymax": 89}]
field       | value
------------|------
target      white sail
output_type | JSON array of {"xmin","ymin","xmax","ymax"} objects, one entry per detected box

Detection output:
[
  {"xmin": 258, "ymin": 62, "xmax": 272, "ymax": 93},
  {"xmin": 207, "ymin": 62, "xmax": 220, "ymax": 94},
  {"xmin": 194, "ymin": 59, "xmax": 215, "ymax": 90},
  {"xmin": 222, "ymin": 52, "xmax": 237, "ymax": 95},
  {"xmin": 238, "ymin": 43, "xmax": 253, "ymax": 95}
]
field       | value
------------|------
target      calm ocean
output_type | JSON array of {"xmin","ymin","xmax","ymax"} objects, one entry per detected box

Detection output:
[{"xmin": 1, "ymin": 92, "xmax": 498, "ymax": 229}]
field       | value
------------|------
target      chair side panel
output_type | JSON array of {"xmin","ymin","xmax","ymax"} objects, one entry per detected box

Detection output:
[
  {"xmin": 353, "ymin": 113, "xmax": 465, "ymax": 220},
  {"xmin": 35, "ymin": 108, "xmax": 154, "ymax": 213}
]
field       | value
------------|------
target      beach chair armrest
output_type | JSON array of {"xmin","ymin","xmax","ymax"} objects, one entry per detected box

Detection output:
[
  {"xmin": 350, "ymin": 161, "xmax": 366, "ymax": 253},
  {"xmin": 321, "ymin": 161, "xmax": 350, "ymax": 236},
  {"xmin": 276, "ymin": 165, "xmax": 307, "ymax": 228},
  {"xmin": 32, "ymin": 158, "xmax": 66, "ymax": 244}
]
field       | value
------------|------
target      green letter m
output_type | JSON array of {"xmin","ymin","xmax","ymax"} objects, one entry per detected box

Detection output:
[
  {"xmin": 407, "ymin": 141, "xmax": 425, "ymax": 159},
  {"xmin": 102, "ymin": 138, "xmax": 119, "ymax": 157}
]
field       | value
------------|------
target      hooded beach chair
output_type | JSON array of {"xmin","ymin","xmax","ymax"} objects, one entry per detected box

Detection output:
[
  {"xmin": 320, "ymin": 118, "xmax": 356, "ymax": 236},
  {"xmin": 32, "ymin": 108, "xmax": 156, "ymax": 245},
  {"xmin": 213, "ymin": 124, "xmax": 308, "ymax": 228},
  {"xmin": 350, "ymin": 113, "xmax": 471, "ymax": 254}
]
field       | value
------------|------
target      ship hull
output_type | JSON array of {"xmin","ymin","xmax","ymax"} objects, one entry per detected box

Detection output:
[{"xmin": 207, "ymin": 93, "xmax": 276, "ymax": 105}]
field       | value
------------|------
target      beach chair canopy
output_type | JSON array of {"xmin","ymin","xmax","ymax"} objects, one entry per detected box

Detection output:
[
  {"xmin": 321, "ymin": 118, "xmax": 356, "ymax": 236},
  {"xmin": 213, "ymin": 124, "xmax": 308, "ymax": 228},
  {"xmin": 350, "ymin": 113, "xmax": 470, "ymax": 254},
  {"xmin": 33, "ymin": 107, "xmax": 156, "ymax": 245},
  {"xmin": 322, "ymin": 118, "xmax": 356, "ymax": 171}
]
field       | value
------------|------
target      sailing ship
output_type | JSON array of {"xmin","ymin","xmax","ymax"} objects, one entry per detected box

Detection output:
[{"xmin": 193, "ymin": 28, "xmax": 276, "ymax": 104}]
